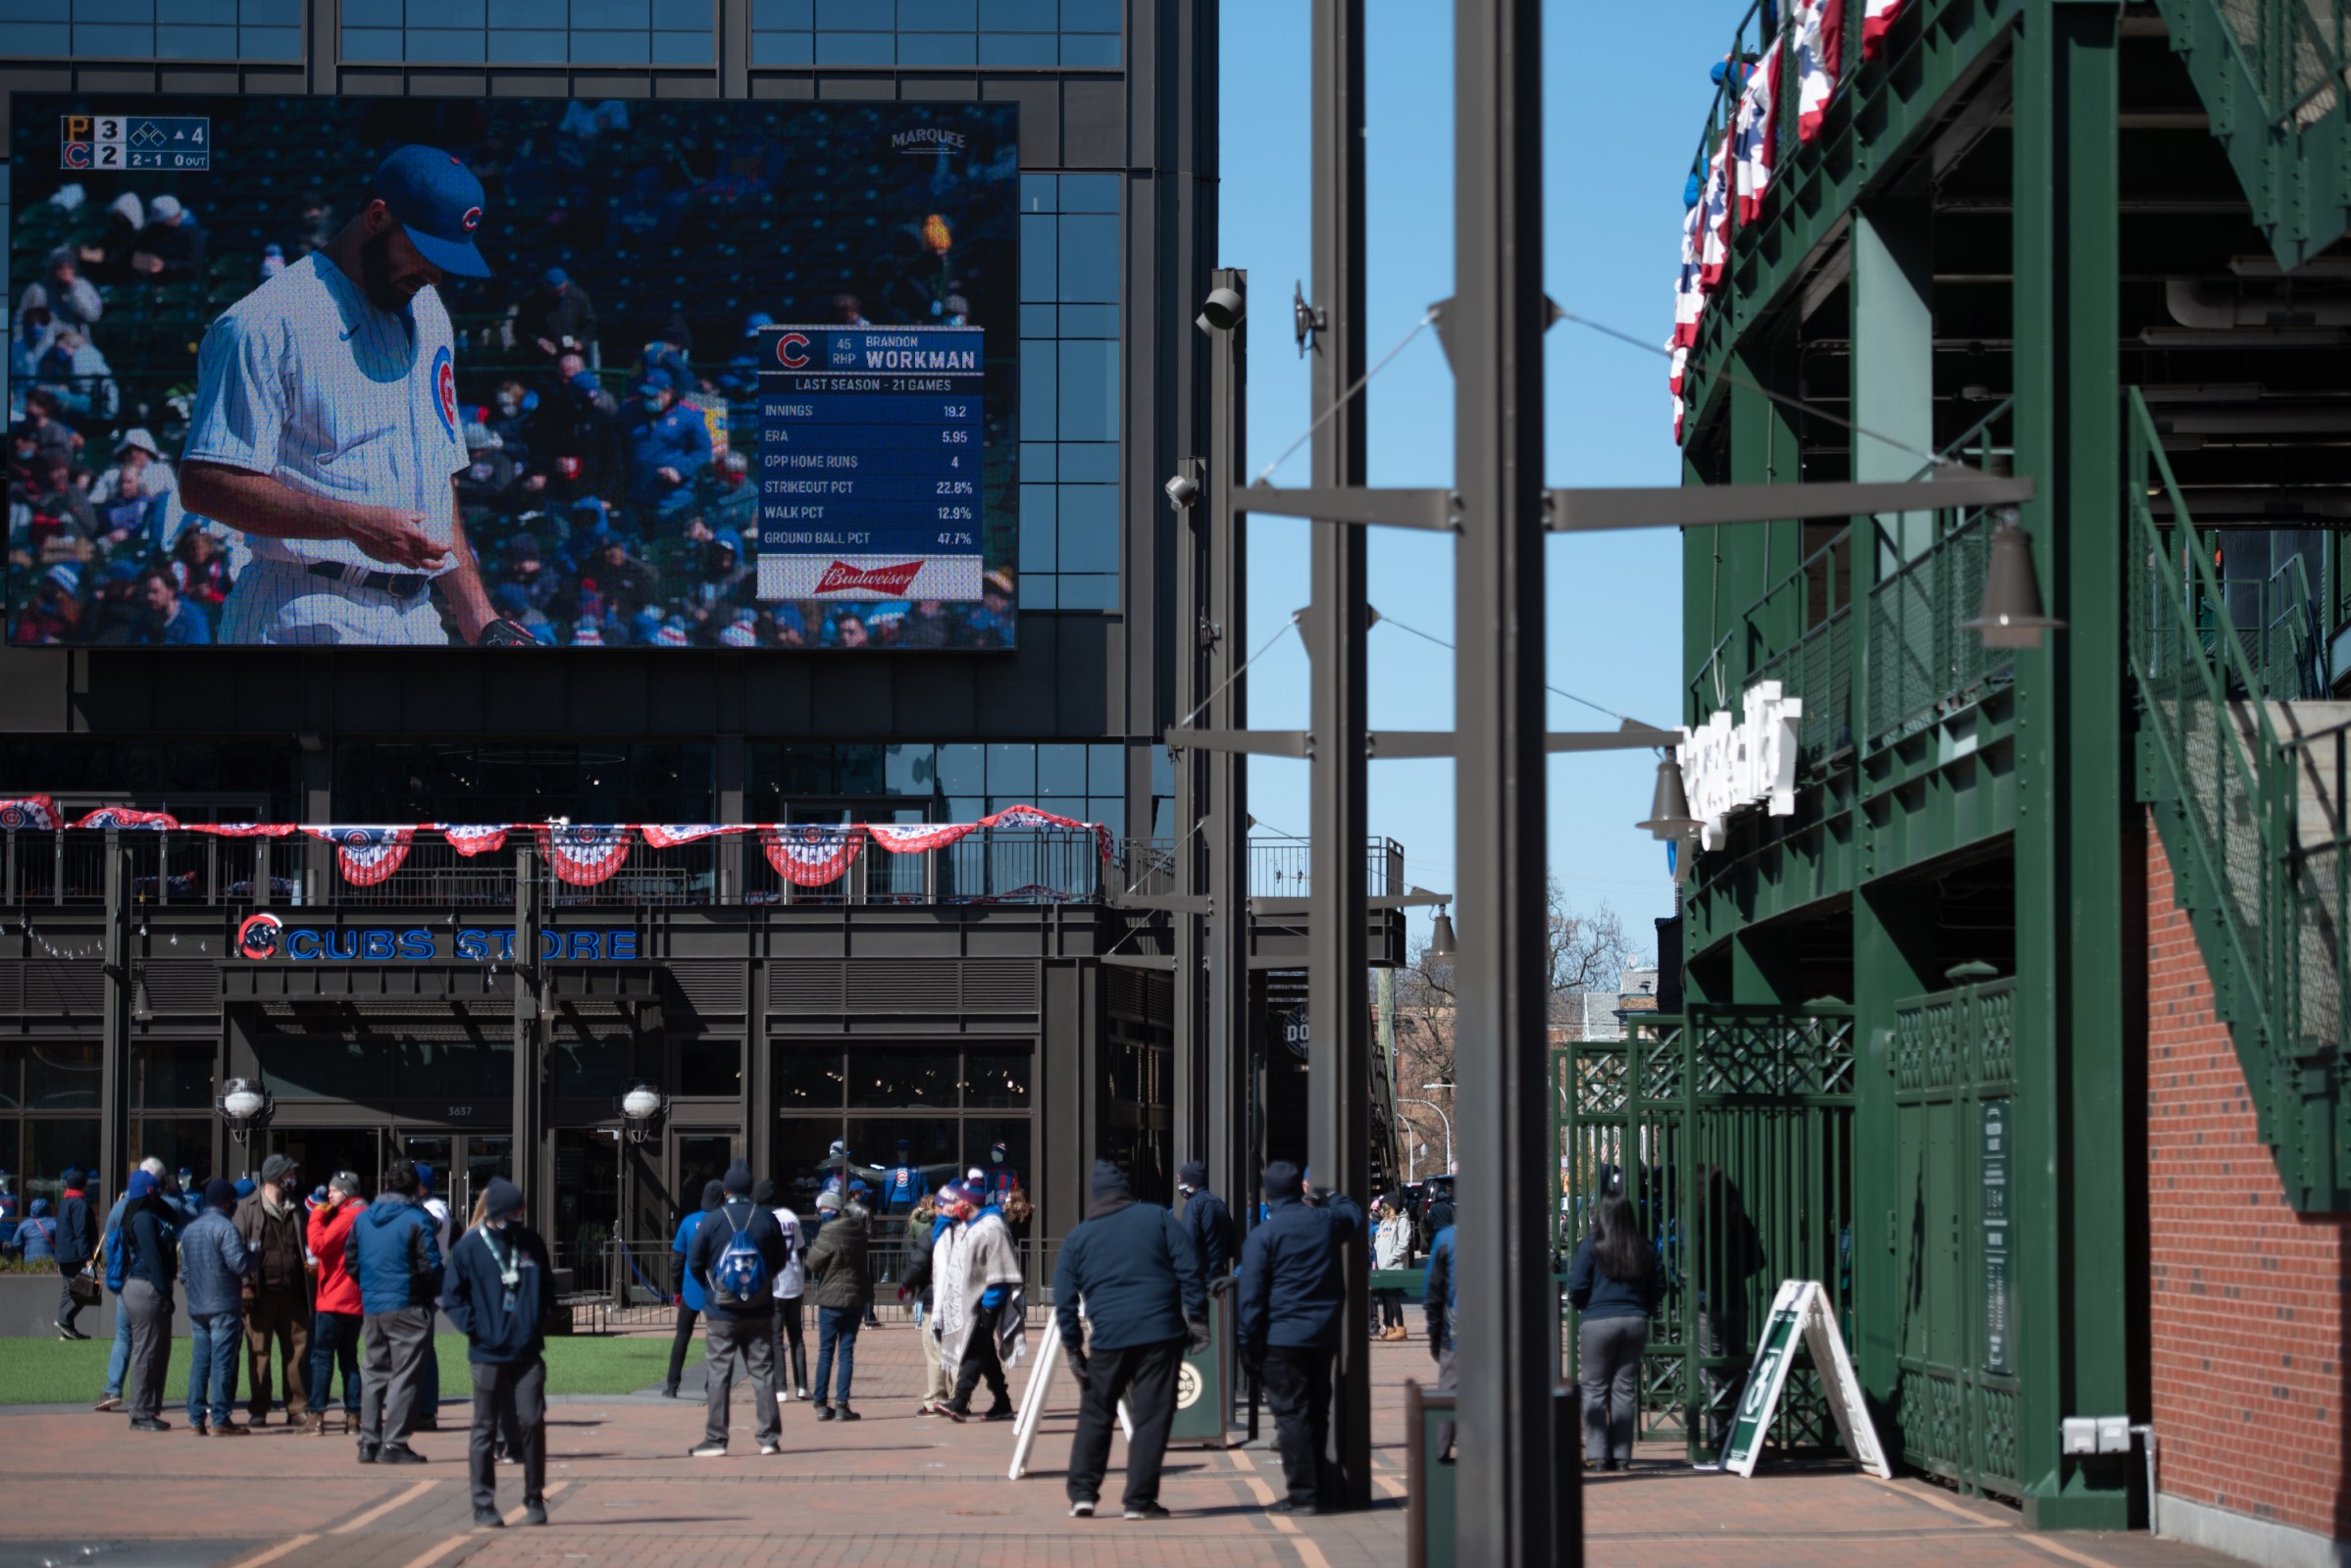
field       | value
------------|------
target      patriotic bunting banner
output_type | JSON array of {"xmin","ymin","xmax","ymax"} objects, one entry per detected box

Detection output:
[
  {"xmin": 1672, "ymin": 200, "xmax": 1707, "ymax": 349},
  {"xmin": 1862, "ymin": 0, "xmax": 1903, "ymax": 59},
  {"xmin": 1698, "ymin": 134, "xmax": 1733, "ymax": 289},
  {"xmin": 190, "ymin": 823, "xmax": 300, "ymax": 837},
  {"xmin": 1793, "ymin": 0, "xmax": 1845, "ymax": 142},
  {"xmin": 1731, "ymin": 44, "xmax": 1782, "ymax": 223},
  {"xmin": 303, "ymin": 826, "xmax": 416, "ymax": 886},
  {"xmin": 536, "ymin": 825, "xmax": 633, "ymax": 886},
  {"xmin": 760, "ymin": 824, "xmax": 866, "ymax": 886},
  {"xmin": 72, "ymin": 807, "xmax": 179, "ymax": 831},
  {"xmin": 980, "ymin": 803, "xmax": 1115, "ymax": 861},
  {"xmin": 436, "ymin": 825, "xmax": 512, "ymax": 857},
  {"xmin": 865, "ymin": 821, "xmax": 981, "ymax": 855},
  {"xmin": 0, "ymin": 796, "xmax": 62, "ymax": 830},
  {"xmin": 639, "ymin": 824, "xmax": 746, "ymax": 849}
]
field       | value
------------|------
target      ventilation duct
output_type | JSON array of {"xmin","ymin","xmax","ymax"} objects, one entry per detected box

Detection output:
[{"xmin": 2166, "ymin": 278, "xmax": 2351, "ymax": 329}]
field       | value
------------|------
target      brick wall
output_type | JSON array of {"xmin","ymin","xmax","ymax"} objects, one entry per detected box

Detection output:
[{"xmin": 2146, "ymin": 813, "xmax": 2350, "ymax": 1543}]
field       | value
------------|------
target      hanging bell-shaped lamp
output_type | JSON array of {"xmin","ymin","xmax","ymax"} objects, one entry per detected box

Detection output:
[
  {"xmin": 1636, "ymin": 756, "xmax": 1704, "ymax": 840},
  {"xmin": 1962, "ymin": 514, "xmax": 2066, "ymax": 649},
  {"xmin": 1428, "ymin": 904, "xmax": 1457, "ymax": 958}
]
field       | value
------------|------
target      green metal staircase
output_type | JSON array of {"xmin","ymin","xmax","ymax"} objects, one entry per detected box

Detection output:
[
  {"xmin": 2127, "ymin": 388, "xmax": 2351, "ymax": 1211},
  {"xmin": 2153, "ymin": 0, "xmax": 2351, "ymax": 268}
]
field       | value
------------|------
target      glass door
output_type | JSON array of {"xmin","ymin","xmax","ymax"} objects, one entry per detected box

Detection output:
[{"xmin": 268, "ymin": 1128, "xmax": 383, "ymax": 1199}]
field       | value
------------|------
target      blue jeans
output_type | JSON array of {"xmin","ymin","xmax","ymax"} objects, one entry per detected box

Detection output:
[
  {"xmin": 310, "ymin": 1310, "xmax": 362, "ymax": 1415},
  {"xmin": 187, "ymin": 1309, "xmax": 243, "ymax": 1429},
  {"xmin": 104, "ymin": 1296, "xmax": 133, "ymax": 1396},
  {"xmin": 814, "ymin": 1306, "xmax": 860, "ymax": 1406}
]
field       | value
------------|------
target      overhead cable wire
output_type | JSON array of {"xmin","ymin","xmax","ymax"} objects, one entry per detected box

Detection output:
[
  {"xmin": 1374, "ymin": 612, "xmax": 1656, "ymax": 730},
  {"xmin": 1254, "ymin": 309, "xmax": 1440, "ymax": 485}
]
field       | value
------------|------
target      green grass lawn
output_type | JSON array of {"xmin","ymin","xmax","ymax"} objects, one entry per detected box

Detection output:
[{"xmin": 0, "ymin": 1333, "xmax": 697, "ymax": 1406}]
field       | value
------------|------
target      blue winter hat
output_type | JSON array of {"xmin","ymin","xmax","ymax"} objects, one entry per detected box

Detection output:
[
  {"xmin": 1261, "ymin": 1160, "xmax": 1304, "ymax": 1200},
  {"xmin": 370, "ymin": 145, "xmax": 492, "ymax": 278},
  {"xmin": 541, "ymin": 267, "xmax": 568, "ymax": 290},
  {"xmin": 126, "ymin": 1170, "xmax": 159, "ymax": 1201},
  {"xmin": 30, "ymin": 1198, "xmax": 51, "ymax": 1217},
  {"xmin": 415, "ymin": 1163, "xmax": 434, "ymax": 1192},
  {"xmin": 234, "ymin": 1178, "xmax": 256, "ymax": 1199},
  {"xmin": 60, "ymin": 1167, "xmax": 82, "ymax": 1187},
  {"xmin": 202, "ymin": 1177, "xmax": 237, "ymax": 1210},
  {"xmin": 482, "ymin": 1177, "xmax": 524, "ymax": 1221}
]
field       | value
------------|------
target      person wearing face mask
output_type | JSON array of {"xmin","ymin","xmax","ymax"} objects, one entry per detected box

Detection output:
[
  {"xmin": 618, "ymin": 379, "xmax": 711, "ymax": 523},
  {"xmin": 441, "ymin": 1179, "xmax": 553, "ymax": 1530}
]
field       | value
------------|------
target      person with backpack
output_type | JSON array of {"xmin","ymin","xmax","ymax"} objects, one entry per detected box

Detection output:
[
  {"xmin": 349, "ymin": 1159, "xmax": 443, "ymax": 1464},
  {"xmin": 685, "ymin": 1161, "xmax": 787, "ymax": 1457},
  {"xmin": 306, "ymin": 1171, "xmax": 365, "ymax": 1435},
  {"xmin": 116, "ymin": 1168, "xmax": 180, "ymax": 1431},
  {"xmin": 53, "ymin": 1167, "xmax": 97, "ymax": 1340},
  {"xmin": 92, "ymin": 1157, "xmax": 167, "ymax": 1406},
  {"xmin": 755, "ymin": 1179, "xmax": 809, "ymax": 1403},
  {"xmin": 800, "ymin": 1185, "xmax": 872, "ymax": 1420},
  {"xmin": 662, "ymin": 1180, "xmax": 723, "ymax": 1399},
  {"xmin": 179, "ymin": 1177, "xmax": 254, "ymax": 1436},
  {"xmin": 441, "ymin": 1178, "xmax": 553, "ymax": 1530}
]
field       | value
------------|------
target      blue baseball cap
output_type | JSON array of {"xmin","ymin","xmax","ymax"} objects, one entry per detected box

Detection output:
[{"xmin": 370, "ymin": 145, "xmax": 492, "ymax": 278}]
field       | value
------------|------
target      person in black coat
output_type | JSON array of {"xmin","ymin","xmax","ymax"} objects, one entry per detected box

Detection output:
[
  {"xmin": 1052, "ymin": 1161, "xmax": 1207, "ymax": 1519},
  {"xmin": 117, "ymin": 1170, "xmax": 179, "ymax": 1430},
  {"xmin": 1236, "ymin": 1160, "xmax": 1363, "ymax": 1514},
  {"xmin": 1175, "ymin": 1160, "xmax": 1236, "ymax": 1281},
  {"xmin": 442, "ymin": 1178, "xmax": 554, "ymax": 1528},
  {"xmin": 51, "ymin": 1167, "xmax": 96, "ymax": 1339},
  {"xmin": 684, "ymin": 1162, "xmax": 788, "ymax": 1457}
]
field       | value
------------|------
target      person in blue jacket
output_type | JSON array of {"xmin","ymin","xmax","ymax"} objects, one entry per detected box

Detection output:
[
  {"xmin": 118, "ymin": 1169, "xmax": 180, "ymax": 1432},
  {"xmin": 663, "ymin": 1179, "xmax": 723, "ymax": 1399},
  {"xmin": 1175, "ymin": 1161, "xmax": 1236, "ymax": 1280},
  {"xmin": 1052, "ymin": 1160, "xmax": 1207, "ymax": 1520},
  {"xmin": 442, "ymin": 1178, "xmax": 553, "ymax": 1530},
  {"xmin": 1422, "ymin": 1197, "xmax": 1458, "ymax": 1461},
  {"xmin": 1235, "ymin": 1159, "xmax": 1363, "ymax": 1515},
  {"xmin": 16, "ymin": 1198, "xmax": 57, "ymax": 1262},
  {"xmin": 179, "ymin": 1177, "xmax": 253, "ymax": 1436},
  {"xmin": 349, "ymin": 1158, "xmax": 442, "ymax": 1464}
]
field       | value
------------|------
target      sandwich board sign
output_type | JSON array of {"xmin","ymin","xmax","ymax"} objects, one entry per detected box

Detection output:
[
  {"xmin": 1007, "ymin": 1321, "xmax": 1135, "ymax": 1482},
  {"xmin": 1718, "ymin": 1279, "xmax": 1891, "ymax": 1479}
]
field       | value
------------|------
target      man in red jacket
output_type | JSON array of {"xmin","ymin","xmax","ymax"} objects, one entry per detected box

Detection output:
[{"xmin": 305, "ymin": 1171, "xmax": 365, "ymax": 1436}]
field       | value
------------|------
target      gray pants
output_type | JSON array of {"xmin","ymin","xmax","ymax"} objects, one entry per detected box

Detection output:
[
  {"xmin": 361, "ymin": 1306, "xmax": 434, "ymax": 1451},
  {"xmin": 702, "ymin": 1315, "xmax": 780, "ymax": 1448},
  {"xmin": 470, "ymin": 1355, "xmax": 546, "ymax": 1513},
  {"xmin": 122, "ymin": 1280, "xmax": 173, "ymax": 1423},
  {"xmin": 1579, "ymin": 1314, "xmax": 1648, "ymax": 1465}
]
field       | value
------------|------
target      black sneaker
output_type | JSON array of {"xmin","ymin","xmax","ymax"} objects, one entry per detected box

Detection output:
[
  {"xmin": 659, "ymin": 1383, "xmax": 680, "ymax": 1398},
  {"xmin": 689, "ymin": 1442, "xmax": 728, "ymax": 1458},
  {"xmin": 835, "ymin": 1406, "xmax": 861, "ymax": 1422},
  {"xmin": 378, "ymin": 1445, "xmax": 428, "ymax": 1465},
  {"xmin": 357, "ymin": 1442, "xmax": 380, "ymax": 1464},
  {"xmin": 129, "ymin": 1417, "xmax": 171, "ymax": 1433},
  {"xmin": 1124, "ymin": 1502, "xmax": 1171, "ymax": 1520},
  {"xmin": 813, "ymin": 1403, "xmax": 836, "ymax": 1422},
  {"xmin": 983, "ymin": 1403, "xmax": 1015, "ymax": 1422},
  {"xmin": 1268, "ymin": 1498, "xmax": 1319, "ymax": 1516},
  {"xmin": 522, "ymin": 1503, "xmax": 548, "ymax": 1526},
  {"xmin": 473, "ymin": 1508, "xmax": 504, "ymax": 1529}
]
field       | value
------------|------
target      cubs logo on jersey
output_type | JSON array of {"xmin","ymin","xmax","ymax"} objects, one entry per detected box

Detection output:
[{"xmin": 432, "ymin": 345, "xmax": 458, "ymax": 440}]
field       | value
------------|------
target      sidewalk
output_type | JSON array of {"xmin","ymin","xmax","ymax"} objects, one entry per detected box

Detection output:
[{"xmin": 0, "ymin": 1325, "xmax": 2247, "ymax": 1568}]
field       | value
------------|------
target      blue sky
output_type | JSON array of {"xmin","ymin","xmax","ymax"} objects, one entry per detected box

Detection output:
[{"xmin": 1217, "ymin": 1, "xmax": 1725, "ymax": 954}]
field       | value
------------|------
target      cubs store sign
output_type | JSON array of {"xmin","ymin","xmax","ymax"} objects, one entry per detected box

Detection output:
[{"xmin": 235, "ymin": 913, "xmax": 639, "ymax": 963}]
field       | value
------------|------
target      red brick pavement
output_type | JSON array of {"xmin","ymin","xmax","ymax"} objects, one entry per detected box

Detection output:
[{"xmin": 0, "ymin": 1328, "xmax": 2253, "ymax": 1568}]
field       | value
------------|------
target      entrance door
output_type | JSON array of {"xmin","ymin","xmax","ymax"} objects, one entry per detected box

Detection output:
[
  {"xmin": 269, "ymin": 1128, "xmax": 384, "ymax": 1197},
  {"xmin": 393, "ymin": 1133, "xmax": 513, "ymax": 1229}
]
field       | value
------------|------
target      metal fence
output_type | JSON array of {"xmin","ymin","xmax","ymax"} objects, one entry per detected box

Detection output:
[
  {"xmin": 1865, "ymin": 505, "xmax": 2017, "ymax": 750},
  {"xmin": 2210, "ymin": 0, "xmax": 2351, "ymax": 128},
  {"xmin": 558, "ymin": 1232, "xmax": 1066, "ymax": 1332},
  {"xmin": 1737, "ymin": 529, "xmax": 1855, "ymax": 778},
  {"xmin": 1113, "ymin": 835, "xmax": 1404, "ymax": 902}
]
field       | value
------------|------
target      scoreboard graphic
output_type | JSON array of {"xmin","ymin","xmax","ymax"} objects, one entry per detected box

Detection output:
[
  {"xmin": 756, "ymin": 324, "xmax": 987, "ymax": 603},
  {"xmin": 59, "ymin": 113, "xmax": 211, "ymax": 171}
]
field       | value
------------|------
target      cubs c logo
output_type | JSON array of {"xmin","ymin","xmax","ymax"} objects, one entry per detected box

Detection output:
[
  {"xmin": 432, "ymin": 345, "xmax": 457, "ymax": 439},
  {"xmin": 461, "ymin": 206, "xmax": 483, "ymax": 232},
  {"xmin": 237, "ymin": 912, "xmax": 284, "ymax": 960},
  {"xmin": 777, "ymin": 331, "xmax": 809, "ymax": 369}
]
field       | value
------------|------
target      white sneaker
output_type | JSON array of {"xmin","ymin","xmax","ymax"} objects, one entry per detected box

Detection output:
[
  {"xmin": 1068, "ymin": 1500, "xmax": 1096, "ymax": 1518},
  {"xmin": 689, "ymin": 1442, "xmax": 727, "ymax": 1459},
  {"xmin": 758, "ymin": 1442, "xmax": 781, "ymax": 1456},
  {"xmin": 794, "ymin": 1387, "xmax": 810, "ymax": 1399},
  {"xmin": 776, "ymin": 1391, "xmax": 790, "ymax": 1404}
]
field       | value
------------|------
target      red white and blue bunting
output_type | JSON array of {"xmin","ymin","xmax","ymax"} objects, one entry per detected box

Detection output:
[
  {"xmin": 638, "ymin": 824, "xmax": 746, "ymax": 849},
  {"xmin": 436, "ymin": 825, "xmax": 512, "ymax": 857},
  {"xmin": 1730, "ymin": 46, "xmax": 1782, "ymax": 224},
  {"xmin": 0, "ymin": 796, "xmax": 62, "ymax": 831},
  {"xmin": 302, "ymin": 827, "xmax": 415, "ymax": 886},
  {"xmin": 536, "ymin": 824, "xmax": 633, "ymax": 886},
  {"xmin": 865, "ymin": 821, "xmax": 979, "ymax": 855},
  {"xmin": 1862, "ymin": 0, "xmax": 1905, "ymax": 60},
  {"xmin": 1792, "ymin": 0, "xmax": 1845, "ymax": 143},
  {"xmin": 74, "ymin": 807, "xmax": 179, "ymax": 830},
  {"xmin": 759, "ymin": 824, "xmax": 865, "ymax": 886}
]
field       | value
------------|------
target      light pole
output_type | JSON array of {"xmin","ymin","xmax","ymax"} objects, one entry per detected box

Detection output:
[{"xmin": 1399, "ymin": 1097, "xmax": 1453, "ymax": 1175}]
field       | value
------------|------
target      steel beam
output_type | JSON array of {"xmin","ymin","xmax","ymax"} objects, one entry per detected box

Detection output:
[
  {"xmin": 100, "ymin": 840, "xmax": 131, "ymax": 1208},
  {"xmin": 1173, "ymin": 451, "xmax": 1210, "ymax": 1202},
  {"xmin": 1238, "ymin": 476, "xmax": 2033, "ymax": 532},
  {"xmin": 1454, "ymin": 0, "xmax": 1567, "ymax": 1562},
  {"xmin": 1204, "ymin": 268, "xmax": 1252, "ymax": 1227},
  {"xmin": 1307, "ymin": 0, "xmax": 1373, "ymax": 1513}
]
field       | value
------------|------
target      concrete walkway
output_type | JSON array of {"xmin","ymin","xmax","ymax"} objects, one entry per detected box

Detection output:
[{"xmin": 0, "ymin": 1326, "xmax": 2247, "ymax": 1568}]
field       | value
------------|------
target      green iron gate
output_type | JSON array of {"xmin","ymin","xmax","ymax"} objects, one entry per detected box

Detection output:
[
  {"xmin": 1888, "ymin": 978, "xmax": 2022, "ymax": 1498},
  {"xmin": 1558, "ymin": 1005, "xmax": 1857, "ymax": 1461}
]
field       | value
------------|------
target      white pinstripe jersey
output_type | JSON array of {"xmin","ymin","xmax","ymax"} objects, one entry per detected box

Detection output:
[{"xmin": 182, "ymin": 252, "xmax": 467, "ymax": 576}]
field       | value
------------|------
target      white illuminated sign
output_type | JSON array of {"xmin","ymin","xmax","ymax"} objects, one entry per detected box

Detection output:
[{"xmin": 1677, "ymin": 681, "xmax": 1803, "ymax": 851}]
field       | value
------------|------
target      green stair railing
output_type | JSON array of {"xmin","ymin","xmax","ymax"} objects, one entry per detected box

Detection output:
[
  {"xmin": 2127, "ymin": 387, "xmax": 2349, "ymax": 1211},
  {"xmin": 2153, "ymin": 0, "xmax": 2351, "ymax": 267}
]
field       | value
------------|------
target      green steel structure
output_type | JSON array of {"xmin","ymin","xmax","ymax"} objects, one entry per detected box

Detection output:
[{"xmin": 1655, "ymin": 0, "xmax": 2351, "ymax": 1534}]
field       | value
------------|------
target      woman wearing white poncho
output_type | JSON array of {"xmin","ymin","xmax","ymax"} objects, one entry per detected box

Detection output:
[{"xmin": 931, "ymin": 1181, "xmax": 1025, "ymax": 1420}]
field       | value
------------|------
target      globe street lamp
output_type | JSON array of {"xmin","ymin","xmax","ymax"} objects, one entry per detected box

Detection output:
[
  {"xmin": 618, "ymin": 1081, "xmax": 667, "ymax": 1144},
  {"xmin": 216, "ymin": 1077, "xmax": 275, "ymax": 1145}
]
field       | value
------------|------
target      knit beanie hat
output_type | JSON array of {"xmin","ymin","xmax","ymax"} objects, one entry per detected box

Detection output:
[
  {"xmin": 816, "ymin": 1190, "xmax": 842, "ymax": 1213},
  {"xmin": 1178, "ymin": 1160, "xmax": 1207, "ymax": 1188},
  {"xmin": 1090, "ymin": 1160, "xmax": 1131, "ymax": 1203},
  {"xmin": 722, "ymin": 1160, "xmax": 753, "ymax": 1195},
  {"xmin": 701, "ymin": 1179, "xmax": 726, "ymax": 1211},
  {"xmin": 482, "ymin": 1178, "xmax": 525, "ymax": 1221},
  {"xmin": 202, "ymin": 1177, "xmax": 237, "ymax": 1210}
]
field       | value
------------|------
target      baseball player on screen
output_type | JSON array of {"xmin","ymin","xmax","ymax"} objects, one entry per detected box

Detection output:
[{"xmin": 179, "ymin": 146, "xmax": 534, "ymax": 646}]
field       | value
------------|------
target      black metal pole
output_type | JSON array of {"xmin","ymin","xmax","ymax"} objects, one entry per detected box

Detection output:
[
  {"xmin": 1205, "ymin": 268, "xmax": 1250, "ymax": 1226},
  {"xmin": 100, "ymin": 838, "xmax": 132, "ymax": 1208},
  {"xmin": 511, "ymin": 846, "xmax": 546, "ymax": 1236},
  {"xmin": 1307, "ymin": 0, "xmax": 1372, "ymax": 1513},
  {"xmin": 1453, "ymin": 0, "xmax": 1566, "ymax": 1561}
]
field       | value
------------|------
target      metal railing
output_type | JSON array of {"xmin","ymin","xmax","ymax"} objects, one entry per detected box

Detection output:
[
  {"xmin": 1113, "ymin": 835, "xmax": 1404, "ymax": 903},
  {"xmin": 1741, "ymin": 530, "xmax": 1855, "ymax": 778},
  {"xmin": 2126, "ymin": 385, "xmax": 2348, "ymax": 1211}
]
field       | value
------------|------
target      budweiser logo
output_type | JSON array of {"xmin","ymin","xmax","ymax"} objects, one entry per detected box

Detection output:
[{"xmin": 813, "ymin": 559, "xmax": 925, "ymax": 595}]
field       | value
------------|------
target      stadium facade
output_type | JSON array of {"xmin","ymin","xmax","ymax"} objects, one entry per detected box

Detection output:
[
  {"xmin": 1643, "ymin": 0, "xmax": 2351, "ymax": 1554},
  {"xmin": 0, "ymin": 6, "xmax": 1404, "ymax": 1279}
]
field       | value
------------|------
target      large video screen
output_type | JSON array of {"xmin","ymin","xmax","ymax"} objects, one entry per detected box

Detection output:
[{"xmin": 6, "ymin": 96, "xmax": 1019, "ymax": 649}]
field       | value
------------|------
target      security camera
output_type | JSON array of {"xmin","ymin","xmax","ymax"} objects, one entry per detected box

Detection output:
[
  {"xmin": 1164, "ymin": 472, "xmax": 1201, "ymax": 509},
  {"xmin": 1196, "ymin": 286, "xmax": 1245, "ymax": 333}
]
